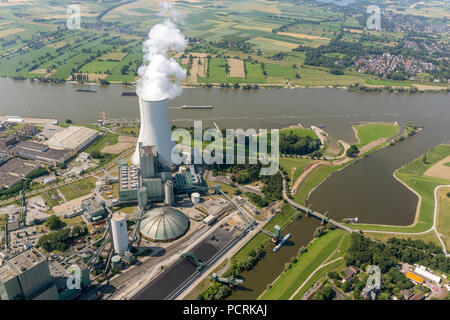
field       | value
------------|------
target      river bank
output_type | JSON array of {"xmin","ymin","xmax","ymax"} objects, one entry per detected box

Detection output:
[{"xmin": 4, "ymin": 75, "xmax": 449, "ymax": 94}]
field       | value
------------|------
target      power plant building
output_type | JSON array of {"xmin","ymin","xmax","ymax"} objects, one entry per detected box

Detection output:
[
  {"xmin": 118, "ymin": 145, "xmax": 173, "ymax": 206},
  {"xmin": 48, "ymin": 261, "xmax": 89, "ymax": 300},
  {"xmin": 139, "ymin": 144, "xmax": 159, "ymax": 178},
  {"xmin": 81, "ymin": 197, "xmax": 106, "ymax": 222},
  {"xmin": 0, "ymin": 249, "xmax": 59, "ymax": 300},
  {"xmin": 111, "ymin": 212, "xmax": 129, "ymax": 255},
  {"xmin": 118, "ymin": 160, "xmax": 140, "ymax": 203}
]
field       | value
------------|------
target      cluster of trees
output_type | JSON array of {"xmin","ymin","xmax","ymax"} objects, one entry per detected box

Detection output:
[
  {"xmin": 44, "ymin": 215, "xmax": 64, "ymax": 230},
  {"xmin": 268, "ymin": 16, "xmax": 321, "ymax": 34},
  {"xmin": 260, "ymin": 172, "xmax": 283, "ymax": 202},
  {"xmin": 211, "ymin": 39, "xmax": 254, "ymax": 54},
  {"xmin": 198, "ymin": 247, "xmax": 265, "ymax": 300},
  {"xmin": 235, "ymin": 171, "xmax": 281, "ymax": 207},
  {"xmin": 197, "ymin": 282, "xmax": 231, "ymax": 300},
  {"xmin": 270, "ymin": 52, "xmax": 286, "ymax": 61},
  {"xmin": 348, "ymin": 83, "xmax": 429, "ymax": 94},
  {"xmin": 346, "ymin": 145, "xmax": 359, "ymax": 157},
  {"xmin": 313, "ymin": 226, "xmax": 326, "ymax": 238},
  {"xmin": 246, "ymin": 192, "xmax": 269, "ymax": 208},
  {"xmin": 280, "ymin": 131, "xmax": 321, "ymax": 155},
  {"xmin": 242, "ymin": 84, "xmax": 259, "ymax": 90},
  {"xmin": 229, "ymin": 164, "xmax": 261, "ymax": 185},
  {"xmin": 346, "ymin": 234, "xmax": 450, "ymax": 275},
  {"xmin": 313, "ymin": 286, "xmax": 335, "ymax": 300},
  {"xmin": 226, "ymin": 247, "xmax": 266, "ymax": 277},
  {"xmin": 37, "ymin": 222, "xmax": 88, "ymax": 252},
  {"xmin": 36, "ymin": 228, "xmax": 71, "ymax": 252}
]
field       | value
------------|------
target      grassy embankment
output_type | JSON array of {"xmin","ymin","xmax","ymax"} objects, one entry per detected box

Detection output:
[
  {"xmin": 437, "ymin": 187, "xmax": 450, "ymax": 251},
  {"xmin": 353, "ymin": 144, "xmax": 450, "ymax": 234},
  {"xmin": 280, "ymin": 157, "xmax": 314, "ymax": 188},
  {"xmin": 260, "ymin": 229, "xmax": 350, "ymax": 300}
]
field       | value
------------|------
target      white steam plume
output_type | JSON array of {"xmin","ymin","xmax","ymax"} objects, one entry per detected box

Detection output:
[{"xmin": 136, "ymin": 3, "xmax": 187, "ymax": 101}]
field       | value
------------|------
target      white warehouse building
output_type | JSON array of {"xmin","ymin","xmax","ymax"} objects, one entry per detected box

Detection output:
[
  {"xmin": 47, "ymin": 126, "xmax": 99, "ymax": 151},
  {"xmin": 414, "ymin": 265, "xmax": 441, "ymax": 283},
  {"xmin": 110, "ymin": 212, "xmax": 129, "ymax": 255}
]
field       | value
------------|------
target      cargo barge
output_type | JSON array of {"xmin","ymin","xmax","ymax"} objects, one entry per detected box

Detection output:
[
  {"xmin": 273, "ymin": 233, "xmax": 291, "ymax": 252},
  {"xmin": 180, "ymin": 105, "xmax": 213, "ymax": 109},
  {"xmin": 74, "ymin": 88, "xmax": 97, "ymax": 93},
  {"xmin": 121, "ymin": 92, "xmax": 137, "ymax": 96}
]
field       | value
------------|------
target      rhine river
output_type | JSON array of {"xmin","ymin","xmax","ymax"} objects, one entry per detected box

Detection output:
[{"xmin": 1, "ymin": 77, "xmax": 449, "ymax": 299}]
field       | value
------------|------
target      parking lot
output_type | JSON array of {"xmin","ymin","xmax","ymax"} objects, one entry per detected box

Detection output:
[{"xmin": 25, "ymin": 195, "xmax": 50, "ymax": 225}]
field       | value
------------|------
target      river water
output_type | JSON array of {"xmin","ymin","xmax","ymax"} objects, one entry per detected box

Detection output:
[{"xmin": 1, "ymin": 77, "xmax": 449, "ymax": 298}]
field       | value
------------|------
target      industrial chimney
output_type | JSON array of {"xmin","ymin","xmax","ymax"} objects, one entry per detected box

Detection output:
[{"xmin": 132, "ymin": 97, "xmax": 175, "ymax": 168}]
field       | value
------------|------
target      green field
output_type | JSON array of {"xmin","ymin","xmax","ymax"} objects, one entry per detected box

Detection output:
[
  {"xmin": 353, "ymin": 122, "xmax": 399, "ymax": 148},
  {"xmin": 437, "ymin": 187, "xmax": 450, "ymax": 251},
  {"xmin": 84, "ymin": 131, "xmax": 118, "ymax": 155},
  {"xmin": 80, "ymin": 60, "xmax": 120, "ymax": 74},
  {"xmin": 260, "ymin": 229, "xmax": 348, "ymax": 300},
  {"xmin": 58, "ymin": 178, "xmax": 96, "ymax": 202},
  {"xmin": 199, "ymin": 57, "xmax": 227, "ymax": 83},
  {"xmin": 364, "ymin": 79, "xmax": 413, "ymax": 87},
  {"xmin": 42, "ymin": 189, "xmax": 62, "ymax": 208},
  {"xmin": 279, "ymin": 157, "xmax": 314, "ymax": 186}
]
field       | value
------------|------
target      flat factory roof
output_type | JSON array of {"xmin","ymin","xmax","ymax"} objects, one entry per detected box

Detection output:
[{"xmin": 47, "ymin": 126, "xmax": 99, "ymax": 150}]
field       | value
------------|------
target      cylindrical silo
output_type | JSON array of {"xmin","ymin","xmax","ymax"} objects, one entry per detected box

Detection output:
[
  {"xmin": 164, "ymin": 180, "xmax": 174, "ymax": 206},
  {"xmin": 111, "ymin": 255, "xmax": 121, "ymax": 268},
  {"xmin": 132, "ymin": 98, "xmax": 175, "ymax": 168},
  {"xmin": 191, "ymin": 192, "xmax": 200, "ymax": 204},
  {"xmin": 110, "ymin": 212, "xmax": 128, "ymax": 255}
]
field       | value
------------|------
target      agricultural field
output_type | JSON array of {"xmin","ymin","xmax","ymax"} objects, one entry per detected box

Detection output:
[{"xmin": 0, "ymin": 0, "xmax": 447, "ymax": 87}]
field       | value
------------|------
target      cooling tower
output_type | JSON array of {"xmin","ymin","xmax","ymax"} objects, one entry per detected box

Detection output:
[{"xmin": 132, "ymin": 97, "xmax": 175, "ymax": 167}]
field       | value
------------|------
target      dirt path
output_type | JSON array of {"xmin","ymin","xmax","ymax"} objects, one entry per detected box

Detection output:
[{"xmin": 291, "ymin": 161, "xmax": 328, "ymax": 195}]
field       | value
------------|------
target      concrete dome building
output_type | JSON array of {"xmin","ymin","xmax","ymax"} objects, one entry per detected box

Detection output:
[{"xmin": 139, "ymin": 207, "xmax": 189, "ymax": 242}]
